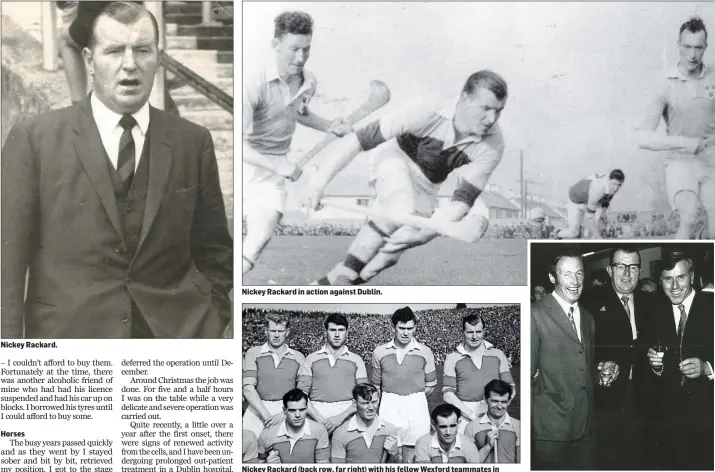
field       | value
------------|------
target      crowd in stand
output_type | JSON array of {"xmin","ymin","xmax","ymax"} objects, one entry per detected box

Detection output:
[{"xmin": 241, "ymin": 306, "xmax": 521, "ymax": 366}]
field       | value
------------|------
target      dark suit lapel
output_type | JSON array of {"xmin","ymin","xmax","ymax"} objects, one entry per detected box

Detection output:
[
  {"xmin": 580, "ymin": 304, "xmax": 593, "ymax": 352},
  {"xmin": 137, "ymin": 107, "xmax": 172, "ymax": 250},
  {"xmin": 545, "ymin": 294, "xmax": 582, "ymax": 346},
  {"xmin": 72, "ymin": 97, "xmax": 124, "ymax": 240}
]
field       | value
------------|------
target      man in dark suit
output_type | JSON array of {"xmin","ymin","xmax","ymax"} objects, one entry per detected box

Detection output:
[
  {"xmin": 1, "ymin": 2, "xmax": 232, "ymax": 339},
  {"xmin": 584, "ymin": 247, "xmax": 656, "ymax": 469},
  {"xmin": 531, "ymin": 251, "xmax": 596, "ymax": 470},
  {"xmin": 646, "ymin": 252, "xmax": 713, "ymax": 470}
]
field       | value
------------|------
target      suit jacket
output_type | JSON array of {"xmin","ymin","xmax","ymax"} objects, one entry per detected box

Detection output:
[
  {"xmin": 584, "ymin": 286, "xmax": 655, "ymax": 412},
  {"xmin": 644, "ymin": 291, "xmax": 714, "ymax": 419},
  {"xmin": 1, "ymin": 97, "xmax": 233, "ymax": 338},
  {"xmin": 531, "ymin": 293, "xmax": 596, "ymax": 441}
]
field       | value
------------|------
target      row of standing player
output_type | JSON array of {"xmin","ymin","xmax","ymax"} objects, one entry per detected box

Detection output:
[{"xmin": 242, "ymin": 306, "xmax": 517, "ymax": 463}]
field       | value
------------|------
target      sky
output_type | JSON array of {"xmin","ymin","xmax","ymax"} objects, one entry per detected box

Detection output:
[{"xmin": 242, "ymin": 2, "xmax": 715, "ymax": 211}]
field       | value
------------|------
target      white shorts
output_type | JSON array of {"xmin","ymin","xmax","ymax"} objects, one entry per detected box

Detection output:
[
  {"xmin": 458, "ymin": 400, "xmax": 487, "ymax": 435},
  {"xmin": 369, "ymin": 139, "xmax": 440, "ymax": 217},
  {"xmin": 242, "ymin": 144, "xmax": 290, "ymax": 216},
  {"xmin": 379, "ymin": 391, "xmax": 430, "ymax": 446},
  {"xmin": 242, "ymin": 399, "xmax": 283, "ymax": 437},
  {"xmin": 312, "ymin": 400, "xmax": 354, "ymax": 420},
  {"xmin": 665, "ymin": 150, "xmax": 715, "ymax": 209}
]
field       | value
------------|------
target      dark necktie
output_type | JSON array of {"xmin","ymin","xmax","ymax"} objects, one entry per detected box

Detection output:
[
  {"xmin": 678, "ymin": 304, "xmax": 687, "ymax": 385},
  {"xmin": 567, "ymin": 306, "xmax": 578, "ymax": 336},
  {"xmin": 117, "ymin": 115, "xmax": 137, "ymax": 188},
  {"xmin": 621, "ymin": 295, "xmax": 634, "ymax": 378}
]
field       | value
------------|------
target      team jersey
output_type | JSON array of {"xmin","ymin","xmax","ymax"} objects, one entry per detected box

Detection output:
[
  {"xmin": 442, "ymin": 344, "xmax": 511, "ymax": 402},
  {"xmin": 243, "ymin": 63, "xmax": 318, "ymax": 156},
  {"xmin": 413, "ymin": 433, "xmax": 482, "ymax": 463},
  {"xmin": 370, "ymin": 339, "xmax": 437, "ymax": 395},
  {"xmin": 243, "ymin": 343, "xmax": 305, "ymax": 401},
  {"xmin": 356, "ymin": 96, "xmax": 505, "ymax": 206},
  {"xmin": 331, "ymin": 416, "xmax": 404, "ymax": 463},
  {"xmin": 242, "ymin": 430, "xmax": 258, "ymax": 463},
  {"xmin": 568, "ymin": 174, "xmax": 613, "ymax": 207},
  {"xmin": 297, "ymin": 345, "xmax": 368, "ymax": 402},
  {"xmin": 464, "ymin": 413, "xmax": 520, "ymax": 463},
  {"xmin": 257, "ymin": 419, "xmax": 330, "ymax": 463}
]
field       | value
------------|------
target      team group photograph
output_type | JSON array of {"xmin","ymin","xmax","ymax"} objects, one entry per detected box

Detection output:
[{"xmin": 241, "ymin": 304, "xmax": 521, "ymax": 464}]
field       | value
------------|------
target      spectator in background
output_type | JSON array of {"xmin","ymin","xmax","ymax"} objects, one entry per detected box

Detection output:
[
  {"xmin": 638, "ymin": 278, "xmax": 658, "ymax": 294},
  {"xmin": 533, "ymin": 285, "xmax": 547, "ymax": 302}
]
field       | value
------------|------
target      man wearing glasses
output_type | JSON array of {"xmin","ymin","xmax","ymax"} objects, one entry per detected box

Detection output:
[{"xmin": 584, "ymin": 247, "xmax": 655, "ymax": 469}]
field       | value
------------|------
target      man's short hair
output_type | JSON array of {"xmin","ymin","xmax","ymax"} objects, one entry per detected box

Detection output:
[
  {"xmin": 548, "ymin": 250, "xmax": 582, "ymax": 280},
  {"xmin": 462, "ymin": 313, "xmax": 486, "ymax": 331},
  {"xmin": 274, "ymin": 11, "xmax": 313, "ymax": 39},
  {"xmin": 679, "ymin": 16, "xmax": 708, "ymax": 42},
  {"xmin": 484, "ymin": 379, "xmax": 513, "ymax": 400},
  {"xmin": 352, "ymin": 383, "xmax": 379, "ymax": 402},
  {"xmin": 88, "ymin": 2, "xmax": 159, "ymax": 50},
  {"xmin": 430, "ymin": 403, "xmax": 461, "ymax": 424},
  {"xmin": 282, "ymin": 388, "xmax": 309, "ymax": 408},
  {"xmin": 609, "ymin": 246, "xmax": 641, "ymax": 266},
  {"xmin": 324, "ymin": 313, "xmax": 348, "ymax": 330},
  {"xmin": 661, "ymin": 251, "xmax": 694, "ymax": 274},
  {"xmin": 462, "ymin": 70, "xmax": 508, "ymax": 101},
  {"xmin": 265, "ymin": 313, "xmax": 290, "ymax": 329},
  {"xmin": 609, "ymin": 169, "xmax": 625, "ymax": 182},
  {"xmin": 391, "ymin": 306, "xmax": 416, "ymax": 326}
]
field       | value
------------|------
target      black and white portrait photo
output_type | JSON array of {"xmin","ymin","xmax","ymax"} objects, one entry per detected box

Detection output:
[{"xmin": 1, "ymin": 1, "xmax": 234, "ymax": 339}]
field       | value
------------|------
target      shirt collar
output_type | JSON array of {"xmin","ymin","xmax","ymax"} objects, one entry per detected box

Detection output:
[
  {"xmin": 260, "ymin": 342, "xmax": 292, "ymax": 357},
  {"xmin": 479, "ymin": 412, "xmax": 513, "ymax": 427},
  {"xmin": 265, "ymin": 62, "xmax": 316, "ymax": 91},
  {"xmin": 347, "ymin": 415, "xmax": 386, "ymax": 432},
  {"xmin": 456, "ymin": 342, "xmax": 494, "ymax": 356},
  {"xmin": 437, "ymin": 95, "xmax": 496, "ymax": 147},
  {"xmin": 318, "ymin": 344, "xmax": 349, "ymax": 357},
  {"xmin": 674, "ymin": 288, "xmax": 697, "ymax": 313},
  {"xmin": 90, "ymin": 91, "xmax": 150, "ymax": 136},
  {"xmin": 389, "ymin": 338, "xmax": 420, "ymax": 351},
  {"xmin": 430, "ymin": 433, "xmax": 463, "ymax": 453},
  {"xmin": 277, "ymin": 419, "xmax": 311, "ymax": 439},
  {"xmin": 667, "ymin": 63, "xmax": 709, "ymax": 81},
  {"xmin": 551, "ymin": 290, "xmax": 578, "ymax": 314}
]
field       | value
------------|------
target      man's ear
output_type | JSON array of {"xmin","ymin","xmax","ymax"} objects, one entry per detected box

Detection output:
[{"xmin": 82, "ymin": 47, "xmax": 94, "ymax": 76}]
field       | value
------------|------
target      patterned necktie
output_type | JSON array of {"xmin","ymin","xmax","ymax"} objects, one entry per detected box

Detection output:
[
  {"xmin": 678, "ymin": 304, "xmax": 687, "ymax": 385},
  {"xmin": 567, "ymin": 306, "xmax": 578, "ymax": 335},
  {"xmin": 117, "ymin": 115, "xmax": 137, "ymax": 188}
]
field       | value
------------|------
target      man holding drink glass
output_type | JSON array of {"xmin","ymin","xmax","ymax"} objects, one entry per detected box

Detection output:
[{"xmin": 645, "ymin": 251, "xmax": 713, "ymax": 470}]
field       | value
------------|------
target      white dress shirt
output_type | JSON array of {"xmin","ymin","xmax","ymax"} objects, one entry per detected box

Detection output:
[
  {"xmin": 90, "ymin": 92, "xmax": 150, "ymax": 171},
  {"xmin": 551, "ymin": 291, "xmax": 582, "ymax": 342}
]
